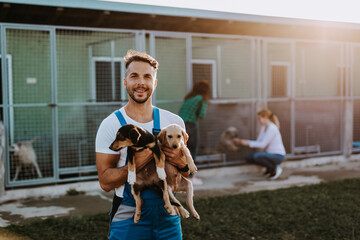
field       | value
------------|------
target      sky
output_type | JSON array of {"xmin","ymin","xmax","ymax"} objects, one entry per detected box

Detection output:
[{"xmin": 104, "ymin": 0, "xmax": 360, "ymax": 24}]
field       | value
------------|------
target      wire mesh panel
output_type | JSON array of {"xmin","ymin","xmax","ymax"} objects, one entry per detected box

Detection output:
[
  {"xmin": 198, "ymin": 102, "xmax": 253, "ymax": 163},
  {"xmin": 154, "ymin": 36, "xmax": 187, "ymax": 101},
  {"xmin": 56, "ymin": 29, "xmax": 136, "ymax": 178},
  {"xmin": 9, "ymin": 107, "xmax": 53, "ymax": 182},
  {"xmin": 266, "ymin": 42, "xmax": 291, "ymax": 99},
  {"xmin": 7, "ymin": 29, "xmax": 52, "ymax": 104},
  {"xmin": 295, "ymin": 42, "xmax": 341, "ymax": 97},
  {"xmin": 294, "ymin": 100, "xmax": 342, "ymax": 154},
  {"xmin": 56, "ymin": 29, "xmax": 136, "ymax": 103},
  {"xmin": 270, "ymin": 65, "xmax": 288, "ymax": 97},
  {"xmin": 192, "ymin": 37, "xmax": 253, "ymax": 99},
  {"xmin": 5, "ymin": 28, "xmax": 54, "ymax": 184},
  {"xmin": 58, "ymin": 105, "xmax": 122, "ymax": 179},
  {"xmin": 155, "ymin": 102, "xmax": 183, "ymax": 117},
  {"xmin": 192, "ymin": 63, "xmax": 213, "ymax": 90}
]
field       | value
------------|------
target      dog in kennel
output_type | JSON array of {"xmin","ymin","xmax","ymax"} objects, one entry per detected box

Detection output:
[
  {"xmin": 217, "ymin": 126, "xmax": 240, "ymax": 153},
  {"xmin": 10, "ymin": 137, "xmax": 42, "ymax": 181}
]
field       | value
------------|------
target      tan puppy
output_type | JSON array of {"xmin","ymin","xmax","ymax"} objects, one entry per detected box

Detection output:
[
  {"xmin": 158, "ymin": 124, "xmax": 200, "ymax": 220},
  {"xmin": 158, "ymin": 124, "xmax": 197, "ymax": 173}
]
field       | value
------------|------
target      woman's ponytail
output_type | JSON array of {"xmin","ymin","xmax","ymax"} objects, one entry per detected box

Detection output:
[{"xmin": 258, "ymin": 109, "xmax": 280, "ymax": 129}]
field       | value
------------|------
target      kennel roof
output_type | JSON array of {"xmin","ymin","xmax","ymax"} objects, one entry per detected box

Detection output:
[{"xmin": 1, "ymin": 0, "xmax": 360, "ymax": 42}]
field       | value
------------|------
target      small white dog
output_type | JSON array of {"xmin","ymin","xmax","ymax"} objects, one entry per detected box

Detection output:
[
  {"xmin": 10, "ymin": 137, "xmax": 42, "ymax": 181},
  {"xmin": 218, "ymin": 126, "xmax": 239, "ymax": 152}
]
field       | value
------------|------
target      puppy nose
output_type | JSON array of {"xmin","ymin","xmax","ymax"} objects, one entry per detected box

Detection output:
[{"xmin": 172, "ymin": 145, "xmax": 178, "ymax": 149}]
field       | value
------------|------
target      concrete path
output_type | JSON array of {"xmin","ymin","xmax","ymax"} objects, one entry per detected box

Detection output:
[{"xmin": 0, "ymin": 154, "xmax": 359, "ymax": 232}]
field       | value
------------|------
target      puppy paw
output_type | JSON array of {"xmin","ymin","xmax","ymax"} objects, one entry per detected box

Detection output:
[
  {"xmin": 192, "ymin": 211, "xmax": 200, "ymax": 220},
  {"xmin": 179, "ymin": 208, "xmax": 190, "ymax": 218},
  {"xmin": 156, "ymin": 167, "xmax": 166, "ymax": 180},
  {"xmin": 128, "ymin": 170, "xmax": 136, "ymax": 185},
  {"xmin": 189, "ymin": 163, "xmax": 198, "ymax": 174}
]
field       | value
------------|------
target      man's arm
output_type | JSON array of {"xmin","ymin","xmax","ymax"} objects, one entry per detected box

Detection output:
[
  {"xmin": 96, "ymin": 153, "xmax": 127, "ymax": 192},
  {"xmin": 96, "ymin": 149, "xmax": 154, "ymax": 192}
]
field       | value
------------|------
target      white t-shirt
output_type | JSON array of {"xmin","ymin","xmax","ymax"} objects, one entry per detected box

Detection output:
[
  {"xmin": 248, "ymin": 122, "xmax": 286, "ymax": 155},
  {"xmin": 95, "ymin": 106, "xmax": 185, "ymax": 197}
]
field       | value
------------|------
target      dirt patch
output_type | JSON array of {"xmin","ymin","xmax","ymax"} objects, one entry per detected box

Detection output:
[{"xmin": 21, "ymin": 194, "xmax": 112, "ymax": 218}]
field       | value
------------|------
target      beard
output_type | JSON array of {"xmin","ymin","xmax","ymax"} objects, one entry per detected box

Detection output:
[{"xmin": 127, "ymin": 86, "xmax": 152, "ymax": 104}]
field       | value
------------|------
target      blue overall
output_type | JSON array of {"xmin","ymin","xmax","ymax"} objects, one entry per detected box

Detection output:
[{"xmin": 109, "ymin": 107, "xmax": 182, "ymax": 240}]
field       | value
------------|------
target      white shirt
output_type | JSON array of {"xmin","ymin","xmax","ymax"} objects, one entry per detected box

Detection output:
[
  {"xmin": 248, "ymin": 122, "xmax": 286, "ymax": 155},
  {"xmin": 95, "ymin": 106, "xmax": 185, "ymax": 197}
]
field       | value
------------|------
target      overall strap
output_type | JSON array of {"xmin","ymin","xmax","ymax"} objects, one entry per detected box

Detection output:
[
  {"xmin": 109, "ymin": 110, "xmax": 128, "ymax": 226},
  {"xmin": 115, "ymin": 108, "xmax": 159, "ymax": 133},
  {"xmin": 114, "ymin": 110, "xmax": 127, "ymax": 126},
  {"xmin": 152, "ymin": 107, "xmax": 161, "ymax": 137}
]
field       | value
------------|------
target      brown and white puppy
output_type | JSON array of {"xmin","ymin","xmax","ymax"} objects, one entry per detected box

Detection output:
[
  {"xmin": 218, "ymin": 126, "xmax": 239, "ymax": 152},
  {"xmin": 109, "ymin": 124, "xmax": 174, "ymax": 223},
  {"xmin": 157, "ymin": 124, "xmax": 200, "ymax": 220},
  {"xmin": 10, "ymin": 137, "xmax": 42, "ymax": 181}
]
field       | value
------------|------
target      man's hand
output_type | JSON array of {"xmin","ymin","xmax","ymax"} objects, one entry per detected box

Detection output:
[
  {"xmin": 134, "ymin": 148, "xmax": 153, "ymax": 172},
  {"xmin": 162, "ymin": 145, "xmax": 187, "ymax": 168},
  {"xmin": 162, "ymin": 145, "xmax": 190, "ymax": 177}
]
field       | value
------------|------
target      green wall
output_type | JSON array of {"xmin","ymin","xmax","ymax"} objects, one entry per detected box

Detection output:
[
  {"xmin": 155, "ymin": 37, "xmax": 187, "ymax": 101},
  {"xmin": 192, "ymin": 37, "xmax": 253, "ymax": 99},
  {"xmin": 295, "ymin": 42, "xmax": 340, "ymax": 97}
]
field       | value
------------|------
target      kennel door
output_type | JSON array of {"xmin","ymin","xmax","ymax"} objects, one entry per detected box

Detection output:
[{"xmin": 5, "ymin": 27, "xmax": 55, "ymax": 186}]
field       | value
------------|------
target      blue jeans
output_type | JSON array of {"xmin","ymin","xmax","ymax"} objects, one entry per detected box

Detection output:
[{"xmin": 245, "ymin": 152, "xmax": 285, "ymax": 171}]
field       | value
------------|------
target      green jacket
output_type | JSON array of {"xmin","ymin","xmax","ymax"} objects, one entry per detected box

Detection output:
[{"xmin": 179, "ymin": 95, "xmax": 208, "ymax": 125}]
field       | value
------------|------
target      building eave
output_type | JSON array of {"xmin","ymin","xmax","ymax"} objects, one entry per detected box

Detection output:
[{"xmin": 2, "ymin": 0, "xmax": 360, "ymax": 30}]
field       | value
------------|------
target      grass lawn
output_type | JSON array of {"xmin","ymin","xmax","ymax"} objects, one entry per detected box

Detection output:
[{"xmin": 7, "ymin": 178, "xmax": 360, "ymax": 240}]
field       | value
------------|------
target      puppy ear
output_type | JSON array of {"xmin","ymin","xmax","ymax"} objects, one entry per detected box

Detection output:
[
  {"xmin": 157, "ymin": 129, "xmax": 167, "ymax": 145},
  {"xmin": 129, "ymin": 128, "xmax": 141, "ymax": 144},
  {"xmin": 182, "ymin": 129, "xmax": 189, "ymax": 144}
]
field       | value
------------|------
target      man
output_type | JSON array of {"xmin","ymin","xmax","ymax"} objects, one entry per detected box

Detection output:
[{"xmin": 96, "ymin": 50, "xmax": 189, "ymax": 240}]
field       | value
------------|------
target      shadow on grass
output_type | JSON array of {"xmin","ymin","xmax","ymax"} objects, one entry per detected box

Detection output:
[{"xmin": 7, "ymin": 178, "xmax": 360, "ymax": 240}]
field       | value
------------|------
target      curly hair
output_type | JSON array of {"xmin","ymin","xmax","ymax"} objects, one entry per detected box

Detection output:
[{"xmin": 123, "ymin": 49, "xmax": 159, "ymax": 71}]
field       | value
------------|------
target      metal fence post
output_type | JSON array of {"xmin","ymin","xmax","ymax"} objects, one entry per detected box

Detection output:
[
  {"xmin": 343, "ymin": 99, "xmax": 353, "ymax": 159},
  {"xmin": 0, "ymin": 24, "xmax": 8, "ymax": 197}
]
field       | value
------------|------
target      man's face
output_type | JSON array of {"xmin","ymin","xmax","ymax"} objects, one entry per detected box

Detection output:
[{"xmin": 124, "ymin": 61, "xmax": 157, "ymax": 104}]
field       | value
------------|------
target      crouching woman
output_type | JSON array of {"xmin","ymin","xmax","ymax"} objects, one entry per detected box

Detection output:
[{"xmin": 233, "ymin": 109, "xmax": 286, "ymax": 180}]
